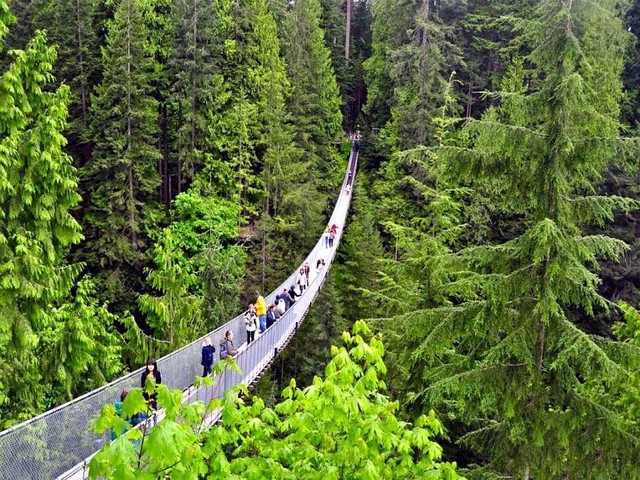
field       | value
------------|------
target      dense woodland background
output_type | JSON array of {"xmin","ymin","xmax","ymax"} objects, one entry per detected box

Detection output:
[{"xmin": 2, "ymin": 0, "xmax": 640, "ymax": 477}]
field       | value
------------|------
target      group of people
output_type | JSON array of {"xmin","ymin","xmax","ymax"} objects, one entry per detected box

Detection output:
[
  {"xmin": 113, "ymin": 212, "xmax": 346, "ymax": 441},
  {"xmin": 324, "ymin": 223, "xmax": 338, "ymax": 248},
  {"xmin": 111, "ymin": 358, "xmax": 162, "ymax": 439}
]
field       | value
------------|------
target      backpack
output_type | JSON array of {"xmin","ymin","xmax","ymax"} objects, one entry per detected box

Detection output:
[{"xmin": 219, "ymin": 341, "xmax": 228, "ymax": 360}]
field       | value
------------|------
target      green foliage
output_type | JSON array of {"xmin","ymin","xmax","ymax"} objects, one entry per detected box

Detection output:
[
  {"xmin": 369, "ymin": 0, "xmax": 640, "ymax": 478},
  {"xmin": 0, "ymin": 9, "xmax": 83, "ymax": 423},
  {"xmin": 46, "ymin": 277, "xmax": 126, "ymax": 401},
  {"xmin": 31, "ymin": 0, "xmax": 101, "ymax": 149},
  {"xmin": 81, "ymin": 0, "xmax": 163, "ymax": 312},
  {"xmin": 364, "ymin": 0, "xmax": 459, "ymax": 151},
  {"xmin": 89, "ymin": 321, "xmax": 462, "ymax": 479},
  {"xmin": 333, "ymin": 187, "xmax": 384, "ymax": 322},
  {"xmin": 279, "ymin": 0, "xmax": 343, "ymax": 189},
  {"xmin": 168, "ymin": 0, "xmax": 231, "ymax": 192},
  {"xmin": 199, "ymin": 242, "xmax": 246, "ymax": 329},
  {"xmin": 139, "ymin": 228, "xmax": 203, "ymax": 354},
  {"xmin": 613, "ymin": 302, "xmax": 640, "ymax": 422},
  {"xmin": 168, "ymin": 190, "xmax": 241, "ymax": 256},
  {"xmin": 167, "ymin": 190, "xmax": 246, "ymax": 328},
  {"xmin": 279, "ymin": 274, "xmax": 348, "ymax": 388}
]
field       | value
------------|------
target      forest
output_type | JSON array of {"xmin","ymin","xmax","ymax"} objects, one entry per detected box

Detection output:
[{"xmin": 1, "ymin": 0, "xmax": 640, "ymax": 478}]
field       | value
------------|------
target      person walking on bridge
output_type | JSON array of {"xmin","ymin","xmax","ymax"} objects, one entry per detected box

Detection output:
[
  {"xmin": 266, "ymin": 304, "xmax": 277, "ymax": 329},
  {"xmin": 244, "ymin": 304, "xmax": 258, "ymax": 344},
  {"xmin": 297, "ymin": 267, "xmax": 308, "ymax": 292},
  {"xmin": 141, "ymin": 358, "xmax": 162, "ymax": 410},
  {"xmin": 201, "ymin": 337, "xmax": 216, "ymax": 376},
  {"xmin": 220, "ymin": 330, "xmax": 238, "ymax": 359},
  {"xmin": 255, "ymin": 290, "xmax": 267, "ymax": 333},
  {"xmin": 279, "ymin": 288, "xmax": 293, "ymax": 309},
  {"xmin": 288, "ymin": 284, "xmax": 300, "ymax": 303}
]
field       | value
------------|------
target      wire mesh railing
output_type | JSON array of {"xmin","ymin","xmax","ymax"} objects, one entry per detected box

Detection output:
[{"xmin": 0, "ymin": 145, "xmax": 358, "ymax": 480}]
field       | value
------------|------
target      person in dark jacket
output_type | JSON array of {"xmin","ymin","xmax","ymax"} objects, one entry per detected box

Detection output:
[
  {"xmin": 288, "ymin": 285, "xmax": 300, "ymax": 302},
  {"xmin": 141, "ymin": 358, "xmax": 162, "ymax": 410},
  {"xmin": 266, "ymin": 304, "xmax": 277, "ymax": 329},
  {"xmin": 279, "ymin": 288, "xmax": 293, "ymax": 309},
  {"xmin": 201, "ymin": 337, "xmax": 215, "ymax": 376}
]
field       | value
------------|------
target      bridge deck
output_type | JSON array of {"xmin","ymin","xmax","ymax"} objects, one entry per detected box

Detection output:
[{"xmin": 0, "ymin": 146, "xmax": 358, "ymax": 480}]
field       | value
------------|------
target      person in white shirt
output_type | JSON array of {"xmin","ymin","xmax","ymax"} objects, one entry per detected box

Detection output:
[{"xmin": 244, "ymin": 303, "xmax": 258, "ymax": 344}]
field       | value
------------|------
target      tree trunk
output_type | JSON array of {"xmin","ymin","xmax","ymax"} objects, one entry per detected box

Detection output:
[
  {"xmin": 345, "ymin": 0, "xmax": 352, "ymax": 61},
  {"xmin": 161, "ymin": 102, "xmax": 170, "ymax": 207},
  {"xmin": 126, "ymin": 0, "xmax": 137, "ymax": 248},
  {"xmin": 76, "ymin": 0, "xmax": 88, "ymax": 128},
  {"xmin": 466, "ymin": 78, "xmax": 473, "ymax": 118},
  {"xmin": 419, "ymin": 0, "xmax": 430, "ymax": 47}
]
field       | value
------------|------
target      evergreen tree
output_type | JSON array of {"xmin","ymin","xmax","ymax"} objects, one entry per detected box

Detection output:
[
  {"xmin": 383, "ymin": 0, "xmax": 640, "ymax": 477},
  {"xmin": 278, "ymin": 274, "xmax": 346, "ymax": 387},
  {"xmin": 319, "ymin": 0, "xmax": 348, "ymax": 117},
  {"xmin": 81, "ymin": 0, "xmax": 163, "ymax": 311},
  {"xmin": 0, "ymin": 3, "xmax": 83, "ymax": 423},
  {"xmin": 333, "ymin": 188, "xmax": 384, "ymax": 322},
  {"xmin": 279, "ymin": 0, "xmax": 343, "ymax": 191},
  {"xmin": 138, "ymin": 228, "xmax": 203, "ymax": 354},
  {"xmin": 142, "ymin": 190, "xmax": 246, "ymax": 338},
  {"xmin": 31, "ymin": 0, "xmax": 101, "ymax": 164},
  {"xmin": 364, "ymin": 0, "xmax": 459, "ymax": 152},
  {"xmin": 168, "ymin": 0, "xmax": 230, "ymax": 193},
  {"xmin": 46, "ymin": 278, "xmax": 126, "ymax": 402}
]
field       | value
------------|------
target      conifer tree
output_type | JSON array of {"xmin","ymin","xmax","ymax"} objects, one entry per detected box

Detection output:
[
  {"xmin": 168, "ymin": 0, "xmax": 230, "ymax": 194},
  {"xmin": 319, "ymin": 0, "xmax": 348, "ymax": 112},
  {"xmin": 334, "ymin": 191, "xmax": 384, "ymax": 322},
  {"xmin": 384, "ymin": 0, "xmax": 640, "ymax": 477},
  {"xmin": 0, "ymin": 2, "xmax": 83, "ymax": 422},
  {"xmin": 279, "ymin": 0, "xmax": 343, "ymax": 190},
  {"xmin": 81, "ymin": 0, "xmax": 162, "ymax": 311},
  {"xmin": 139, "ymin": 228, "xmax": 203, "ymax": 354},
  {"xmin": 46, "ymin": 278, "xmax": 126, "ymax": 401},
  {"xmin": 31, "ymin": 0, "xmax": 101, "ymax": 162},
  {"xmin": 364, "ymin": 0, "xmax": 458, "ymax": 151}
]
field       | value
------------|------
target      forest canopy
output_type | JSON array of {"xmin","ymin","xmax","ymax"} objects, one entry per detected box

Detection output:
[{"xmin": 1, "ymin": 0, "xmax": 640, "ymax": 478}]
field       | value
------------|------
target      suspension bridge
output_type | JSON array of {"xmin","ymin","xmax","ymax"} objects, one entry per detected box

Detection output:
[{"xmin": 0, "ymin": 145, "xmax": 358, "ymax": 480}]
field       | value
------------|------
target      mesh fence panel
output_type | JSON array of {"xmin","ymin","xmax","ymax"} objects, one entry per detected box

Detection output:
[{"xmin": 0, "ymin": 148, "xmax": 358, "ymax": 480}]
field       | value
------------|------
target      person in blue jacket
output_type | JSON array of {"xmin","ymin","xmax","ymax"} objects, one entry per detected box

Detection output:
[
  {"xmin": 201, "ymin": 337, "xmax": 215, "ymax": 376},
  {"xmin": 266, "ymin": 304, "xmax": 277, "ymax": 329}
]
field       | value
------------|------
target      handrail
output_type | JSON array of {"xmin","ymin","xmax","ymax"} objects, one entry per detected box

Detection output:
[{"xmin": 0, "ymin": 143, "xmax": 358, "ymax": 480}]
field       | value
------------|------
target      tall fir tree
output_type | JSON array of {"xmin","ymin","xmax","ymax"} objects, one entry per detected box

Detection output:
[
  {"xmin": 138, "ymin": 228, "xmax": 203, "ymax": 355},
  {"xmin": 168, "ymin": 0, "xmax": 230, "ymax": 194},
  {"xmin": 379, "ymin": 0, "xmax": 640, "ymax": 477},
  {"xmin": 278, "ymin": 0, "xmax": 343, "ymax": 192},
  {"xmin": 81, "ymin": 0, "xmax": 163, "ymax": 311},
  {"xmin": 0, "ymin": 2, "xmax": 84, "ymax": 423},
  {"xmin": 31, "ymin": 0, "xmax": 102, "ymax": 165},
  {"xmin": 364, "ymin": 0, "xmax": 459, "ymax": 152}
]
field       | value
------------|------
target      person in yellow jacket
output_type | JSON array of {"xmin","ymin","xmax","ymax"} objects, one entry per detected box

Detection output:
[{"xmin": 255, "ymin": 290, "xmax": 267, "ymax": 333}]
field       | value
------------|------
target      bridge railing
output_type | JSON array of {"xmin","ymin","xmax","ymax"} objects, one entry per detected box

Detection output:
[{"xmin": 0, "ymin": 146, "xmax": 358, "ymax": 480}]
